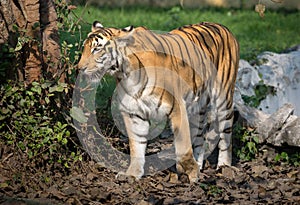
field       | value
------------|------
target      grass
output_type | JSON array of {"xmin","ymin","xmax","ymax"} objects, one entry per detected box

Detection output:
[{"xmin": 70, "ymin": 6, "xmax": 300, "ymax": 60}]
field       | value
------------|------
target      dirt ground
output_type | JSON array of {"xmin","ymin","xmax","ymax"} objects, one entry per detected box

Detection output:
[{"xmin": 1, "ymin": 137, "xmax": 300, "ymax": 205}]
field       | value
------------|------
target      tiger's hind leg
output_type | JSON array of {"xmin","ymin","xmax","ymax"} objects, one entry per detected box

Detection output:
[
  {"xmin": 216, "ymin": 105, "xmax": 233, "ymax": 168},
  {"xmin": 170, "ymin": 103, "xmax": 199, "ymax": 183},
  {"xmin": 200, "ymin": 85, "xmax": 233, "ymax": 169},
  {"xmin": 215, "ymin": 92, "xmax": 233, "ymax": 168},
  {"xmin": 190, "ymin": 118, "xmax": 206, "ymax": 170},
  {"xmin": 189, "ymin": 101, "xmax": 208, "ymax": 170}
]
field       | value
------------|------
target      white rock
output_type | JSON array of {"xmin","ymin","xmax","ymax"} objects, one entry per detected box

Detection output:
[
  {"xmin": 236, "ymin": 59, "xmax": 261, "ymax": 96},
  {"xmin": 236, "ymin": 49, "xmax": 300, "ymax": 116}
]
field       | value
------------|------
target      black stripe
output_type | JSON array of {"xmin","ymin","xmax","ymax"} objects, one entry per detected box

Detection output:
[
  {"xmin": 167, "ymin": 96, "xmax": 175, "ymax": 117},
  {"xmin": 148, "ymin": 31, "xmax": 167, "ymax": 56},
  {"xmin": 136, "ymin": 31, "xmax": 157, "ymax": 51},
  {"xmin": 225, "ymin": 34, "xmax": 235, "ymax": 92},
  {"xmin": 168, "ymin": 34, "xmax": 187, "ymax": 67},
  {"xmin": 223, "ymin": 127, "xmax": 232, "ymax": 134},
  {"xmin": 218, "ymin": 110, "xmax": 234, "ymax": 122},
  {"xmin": 176, "ymin": 28, "xmax": 195, "ymax": 67},
  {"xmin": 197, "ymin": 24, "xmax": 219, "ymax": 50},
  {"xmin": 150, "ymin": 66, "xmax": 157, "ymax": 95},
  {"xmin": 161, "ymin": 34, "xmax": 178, "ymax": 70},
  {"xmin": 157, "ymin": 89, "xmax": 165, "ymax": 110},
  {"xmin": 131, "ymin": 53, "xmax": 149, "ymax": 99},
  {"xmin": 187, "ymin": 26, "xmax": 210, "ymax": 58},
  {"xmin": 217, "ymin": 98, "xmax": 227, "ymax": 111}
]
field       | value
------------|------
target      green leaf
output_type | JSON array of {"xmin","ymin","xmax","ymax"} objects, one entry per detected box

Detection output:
[
  {"xmin": 62, "ymin": 138, "xmax": 68, "ymax": 145},
  {"xmin": 0, "ymin": 182, "xmax": 9, "ymax": 188},
  {"xmin": 43, "ymin": 136, "xmax": 50, "ymax": 144},
  {"xmin": 56, "ymin": 84, "xmax": 65, "ymax": 92},
  {"xmin": 41, "ymin": 82, "xmax": 52, "ymax": 89},
  {"xmin": 49, "ymin": 86, "xmax": 57, "ymax": 93},
  {"xmin": 14, "ymin": 41, "xmax": 23, "ymax": 52},
  {"xmin": 32, "ymin": 22, "xmax": 40, "ymax": 30},
  {"xmin": 64, "ymin": 162, "xmax": 69, "ymax": 168},
  {"xmin": 45, "ymin": 97, "xmax": 50, "ymax": 104},
  {"xmin": 49, "ymin": 83, "xmax": 67, "ymax": 93},
  {"xmin": 31, "ymin": 86, "xmax": 42, "ymax": 95},
  {"xmin": 70, "ymin": 106, "xmax": 88, "ymax": 123},
  {"xmin": 26, "ymin": 90, "xmax": 33, "ymax": 96}
]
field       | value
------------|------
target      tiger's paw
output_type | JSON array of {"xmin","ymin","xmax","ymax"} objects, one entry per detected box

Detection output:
[
  {"xmin": 176, "ymin": 158, "xmax": 199, "ymax": 183},
  {"xmin": 115, "ymin": 171, "xmax": 139, "ymax": 183},
  {"xmin": 116, "ymin": 163, "xmax": 144, "ymax": 182},
  {"xmin": 217, "ymin": 146, "xmax": 232, "ymax": 169}
]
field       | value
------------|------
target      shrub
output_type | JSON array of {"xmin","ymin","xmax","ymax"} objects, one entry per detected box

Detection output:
[
  {"xmin": 0, "ymin": 81, "xmax": 83, "ymax": 169},
  {"xmin": 234, "ymin": 125, "xmax": 259, "ymax": 161}
]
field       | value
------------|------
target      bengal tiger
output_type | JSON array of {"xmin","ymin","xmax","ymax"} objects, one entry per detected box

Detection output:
[{"xmin": 77, "ymin": 21, "xmax": 239, "ymax": 182}]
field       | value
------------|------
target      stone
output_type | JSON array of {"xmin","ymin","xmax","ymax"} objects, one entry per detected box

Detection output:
[{"xmin": 234, "ymin": 46, "xmax": 300, "ymax": 147}]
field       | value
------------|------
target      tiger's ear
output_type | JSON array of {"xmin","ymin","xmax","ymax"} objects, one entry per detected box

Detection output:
[
  {"xmin": 122, "ymin": 25, "xmax": 134, "ymax": 32},
  {"xmin": 116, "ymin": 29, "xmax": 135, "ymax": 47},
  {"xmin": 92, "ymin": 21, "xmax": 104, "ymax": 32}
]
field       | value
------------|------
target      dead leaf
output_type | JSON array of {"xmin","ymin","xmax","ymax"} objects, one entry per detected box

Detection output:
[
  {"xmin": 169, "ymin": 172, "xmax": 178, "ymax": 183},
  {"xmin": 221, "ymin": 166, "xmax": 236, "ymax": 180},
  {"xmin": 156, "ymin": 183, "xmax": 164, "ymax": 190},
  {"xmin": 251, "ymin": 165, "xmax": 269, "ymax": 177},
  {"xmin": 48, "ymin": 186, "xmax": 67, "ymax": 200},
  {"xmin": 255, "ymin": 3, "xmax": 266, "ymax": 18},
  {"xmin": 87, "ymin": 172, "xmax": 98, "ymax": 181},
  {"xmin": 63, "ymin": 185, "xmax": 77, "ymax": 196},
  {"xmin": 258, "ymin": 185, "xmax": 267, "ymax": 199},
  {"xmin": 137, "ymin": 200, "xmax": 152, "ymax": 205},
  {"xmin": 0, "ymin": 182, "xmax": 8, "ymax": 188},
  {"xmin": 287, "ymin": 170, "xmax": 298, "ymax": 178}
]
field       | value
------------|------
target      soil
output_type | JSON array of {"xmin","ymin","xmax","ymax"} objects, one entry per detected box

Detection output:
[{"xmin": 1, "ymin": 135, "xmax": 300, "ymax": 205}]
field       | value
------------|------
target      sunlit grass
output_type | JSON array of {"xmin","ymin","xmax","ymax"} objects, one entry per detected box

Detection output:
[{"xmin": 71, "ymin": 6, "xmax": 300, "ymax": 60}]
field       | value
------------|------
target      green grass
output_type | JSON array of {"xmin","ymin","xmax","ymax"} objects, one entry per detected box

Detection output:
[{"xmin": 71, "ymin": 6, "xmax": 300, "ymax": 60}]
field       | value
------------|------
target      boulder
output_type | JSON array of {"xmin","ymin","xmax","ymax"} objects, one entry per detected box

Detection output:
[{"xmin": 234, "ymin": 46, "xmax": 300, "ymax": 147}]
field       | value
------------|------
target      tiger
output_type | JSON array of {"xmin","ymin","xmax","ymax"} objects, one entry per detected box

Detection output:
[{"xmin": 77, "ymin": 21, "xmax": 239, "ymax": 182}]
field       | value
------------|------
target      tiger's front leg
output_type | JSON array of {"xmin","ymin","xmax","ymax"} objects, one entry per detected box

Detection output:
[{"xmin": 121, "ymin": 112, "xmax": 149, "ymax": 179}]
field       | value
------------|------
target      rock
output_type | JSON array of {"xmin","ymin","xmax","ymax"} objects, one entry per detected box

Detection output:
[
  {"xmin": 234, "ymin": 47, "xmax": 300, "ymax": 147},
  {"xmin": 273, "ymin": 117, "xmax": 300, "ymax": 146},
  {"xmin": 256, "ymin": 103, "xmax": 294, "ymax": 143},
  {"xmin": 236, "ymin": 49, "xmax": 300, "ymax": 116},
  {"xmin": 236, "ymin": 59, "xmax": 261, "ymax": 97}
]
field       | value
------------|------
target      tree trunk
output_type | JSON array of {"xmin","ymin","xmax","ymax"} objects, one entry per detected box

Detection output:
[
  {"xmin": 40, "ymin": 0, "xmax": 63, "ymax": 81},
  {"xmin": 0, "ymin": 0, "xmax": 61, "ymax": 84}
]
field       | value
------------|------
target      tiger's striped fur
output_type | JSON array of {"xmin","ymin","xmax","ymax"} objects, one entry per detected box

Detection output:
[{"xmin": 78, "ymin": 21, "xmax": 239, "ymax": 182}]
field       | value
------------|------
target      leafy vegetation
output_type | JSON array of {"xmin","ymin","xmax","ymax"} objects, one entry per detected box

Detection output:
[
  {"xmin": 0, "ymin": 0, "xmax": 83, "ymax": 170},
  {"xmin": 0, "ymin": 81, "xmax": 82, "ymax": 168},
  {"xmin": 233, "ymin": 125, "xmax": 260, "ymax": 161},
  {"xmin": 242, "ymin": 80, "xmax": 275, "ymax": 108},
  {"xmin": 275, "ymin": 151, "xmax": 300, "ymax": 166}
]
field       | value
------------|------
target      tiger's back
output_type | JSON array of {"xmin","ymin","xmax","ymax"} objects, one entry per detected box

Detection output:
[{"xmin": 171, "ymin": 22, "xmax": 239, "ymax": 97}]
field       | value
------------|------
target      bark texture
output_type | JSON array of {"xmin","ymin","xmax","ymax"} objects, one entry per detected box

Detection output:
[{"xmin": 0, "ymin": 0, "xmax": 61, "ymax": 84}]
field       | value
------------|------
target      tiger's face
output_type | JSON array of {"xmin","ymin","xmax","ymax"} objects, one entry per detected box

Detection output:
[{"xmin": 77, "ymin": 21, "xmax": 134, "ymax": 78}]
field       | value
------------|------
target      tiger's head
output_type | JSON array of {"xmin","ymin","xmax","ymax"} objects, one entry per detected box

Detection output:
[{"xmin": 77, "ymin": 21, "xmax": 136, "ymax": 79}]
